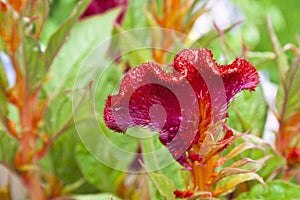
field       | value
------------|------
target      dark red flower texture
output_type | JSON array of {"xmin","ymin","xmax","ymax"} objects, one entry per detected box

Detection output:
[
  {"xmin": 80, "ymin": 0, "xmax": 128, "ymax": 23},
  {"xmin": 173, "ymin": 190, "xmax": 194, "ymax": 198},
  {"xmin": 104, "ymin": 49, "xmax": 259, "ymax": 166}
]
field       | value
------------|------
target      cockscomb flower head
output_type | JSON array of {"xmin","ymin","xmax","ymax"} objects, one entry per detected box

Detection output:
[
  {"xmin": 104, "ymin": 48, "xmax": 260, "ymax": 197},
  {"xmin": 104, "ymin": 48, "xmax": 258, "ymax": 163},
  {"xmin": 80, "ymin": 0, "xmax": 128, "ymax": 24}
]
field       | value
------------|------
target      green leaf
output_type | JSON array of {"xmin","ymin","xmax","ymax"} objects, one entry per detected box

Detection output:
[
  {"xmin": 44, "ymin": 9, "xmax": 119, "ymax": 96},
  {"xmin": 43, "ymin": 91, "xmax": 73, "ymax": 135},
  {"xmin": 44, "ymin": 0, "xmax": 91, "ymax": 71},
  {"xmin": 75, "ymin": 143, "xmax": 123, "ymax": 194},
  {"xmin": 122, "ymin": 0, "xmax": 148, "ymax": 29},
  {"xmin": 225, "ymin": 142, "xmax": 262, "ymax": 160},
  {"xmin": 227, "ymin": 86, "xmax": 267, "ymax": 135},
  {"xmin": 138, "ymin": 128, "xmax": 185, "ymax": 187},
  {"xmin": 236, "ymin": 180, "xmax": 300, "ymax": 200},
  {"xmin": 43, "ymin": 9, "xmax": 119, "ymax": 136},
  {"xmin": 214, "ymin": 172, "xmax": 265, "ymax": 196},
  {"xmin": 40, "ymin": 128, "xmax": 99, "ymax": 194},
  {"xmin": 0, "ymin": 131, "xmax": 18, "ymax": 164},
  {"xmin": 146, "ymin": 170, "xmax": 176, "ymax": 200},
  {"xmin": 236, "ymin": 135, "xmax": 286, "ymax": 180},
  {"xmin": 0, "ymin": 59, "xmax": 8, "ymax": 119},
  {"xmin": 193, "ymin": 21, "xmax": 242, "ymax": 47},
  {"xmin": 245, "ymin": 51, "xmax": 275, "ymax": 68},
  {"xmin": 214, "ymin": 167, "xmax": 256, "ymax": 184},
  {"xmin": 229, "ymin": 156, "xmax": 272, "ymax": 174},
  {"xmin": 20, "ymin": 36, "xmax": 44, "ymax": 92},
  {"xmin": 17, "ymin": 0, "xmax": 90, "ymax": 94},
  {"xmin": 228, "ymin": 157, "xmax": 265, "ymax": 170},
  {"xmin": 40, "ymin": 0, "xmax": 79, "ymax": 43},
  {"xmin": 73, "ymin": 193, "xmax": 121, "ymax": 200},
  {"xmin": 40, "ymin": 130, "xmax": 80, "ymax": 185}
]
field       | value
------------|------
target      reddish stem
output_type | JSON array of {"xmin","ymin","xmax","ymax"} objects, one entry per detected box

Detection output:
[{"xmin": 10, "ymin": 54, "xmax": 46, "ymax": 199}]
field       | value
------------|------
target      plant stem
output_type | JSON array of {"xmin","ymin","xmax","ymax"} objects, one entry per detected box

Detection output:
[
  {"xmin": 191, "ymin": 157, "xmax": 214, "ymax": 193},
  {"xmin": 12, "ymin": 54, "xmax": 46, "ymax": 199}
]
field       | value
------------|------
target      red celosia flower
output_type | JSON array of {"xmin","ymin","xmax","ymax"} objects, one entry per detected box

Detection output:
[
  {"xmin": 286, "ymin": 147, "xmax": 300, "ymax": 167},
  {"xmin": 173, "ymin": 189, "xmax": 194, "ymax": 198},
  {"xmin": 80, "ymin": 0, "xmax": 128, "ymax": 23},
  {"xmin": 104, "ymin": 49, "xmax": 259, "ymax": 167}
]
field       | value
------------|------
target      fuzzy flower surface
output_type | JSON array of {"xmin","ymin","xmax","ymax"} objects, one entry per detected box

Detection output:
[
  {"xmin": 80, "ymin": 0, "xmax": 128, "ymax": 23},
  {"xmin": 104, "ymin": 48, "xmax": 259, "ymax": 168}
]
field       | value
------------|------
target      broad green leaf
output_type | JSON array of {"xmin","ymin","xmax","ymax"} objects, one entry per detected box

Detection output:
[
  {"xmin": 94, "ymin": 61, "xmax": 123, "ymax": 114},
  {"xmin": 73, "ymin": 78, "xmax": 139, "ymax": 173},
  {"xmin": 44, "ymin": 0, "xmax": 91, "ymax": 70},
  {"xmin": 20, "ymin": 36, "xmax": 44, "ymax": 92},
  {"xmin": 227, "ymin": 86, "xmax": 267, "ymax": 135},
  {"xmin": 41, "ymin": 128, "xmax": 99, "ymax": 194},
  {"xmin": 15, "ymin": 0, "xmax": 89, "ymax": 93},
  {"xmin": 146, "ymin": 170, "xmax": 176, "ymax": 200},
  {"xmin": 75, "ymin": 143, "xmax": 123, "ymax": 194},
  {"xmin": 43, "ymin": 91, "xmax": 73, "ymax": 135},
  {"xmin": 139, "ymin": 129, "xmax": 186, "ymax": 188},
  {"xmin": 44, "ymin": 9, "xmax": 119, "ymax": 96},
  {"xmin": 236, "ymin": 180, "xmax": 300, "ymax": 200},
  {"xmin": 73, "ymin": 193, "xmax": 121, "ymax": 200},
  {"xmin": 41, "ymin": 0, "xmax": 79, "ymax": 43},
  {"xmin": 214, "ymin": 172, "xmax": 265, "ymax": 196},
  {"xmin": 43, "ymin": 9, "xmax": 119, "ymax": 137},
  {"xmin": 122, "ymin": 0, "xmax": 147, "ymax": 29}
]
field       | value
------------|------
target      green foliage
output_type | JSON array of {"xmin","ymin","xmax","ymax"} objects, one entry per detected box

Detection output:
[
  {"xmin": 228, "ymin": 135, "xmax": 286, "ymax": 180},
  {"xmin": 41, "ymin": 9, "xmax": 122, "ymax": 194},
  {"xmin": 1, "ymin": 0, "xmax": 300, "ymax": 199},
  {"xmin": 44, "ymin": 9, "xmax": 119, "ymax": 94},
  {"xmin": 146, "ymin": 170, "xmax": 177, "ymax": 200},
  {"xmin": 74, "ymin": 193, "xmax": 121, "ymax": 200},
  {"xmin": 236, "ymin": 135, "xmax": 286, "ymax": 180},
  {"xmin": 227, "ymin": 87, "xmax": 267, "ymax": 135},
  {"xmin": 276, "ymin": 56, "xmax": 300, "ymax": 123},
  {"xmin": 122, "ymin": 0, "xmax": 147, "ymax": 29},
  {"xmin": 44, "ymin": 9, "xmax": 119, "ymax": 134},
  {"xmin": 41, "ymin": 0, "xmax": 80, "ymax": 42},
  {"xmin": 215, "ymin": 172, "xmax": 265, "ymax": 197},
  {"xmin": 44, "ymin": 0, "xmax": 91, "ymax": 75},
  {"xmin": 40, "ymin": 130, "xmax": 82, "ymax": 188},
  {"xmin": 0, "ymin": 131, "xmax": 17, "ymax": 164},
  {"xmin": 236, "ymin": 180, "xmax": 300, "ymax": 200},
  {"xmin": 0, "ymin": 60, "xmax": 8, "ymax": 119},
  {"xmin": 75, "ymin": 144, "xmax": 123, "ymax": 194}
]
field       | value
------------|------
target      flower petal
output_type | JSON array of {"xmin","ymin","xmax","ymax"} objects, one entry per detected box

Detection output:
[
  {"xmin": 104, "ymin": 49, "xmax": 259, "ymax": 165},
  {"xmin": 80, "ymin": 0, "xmax": 128, "ymax": 23}
]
